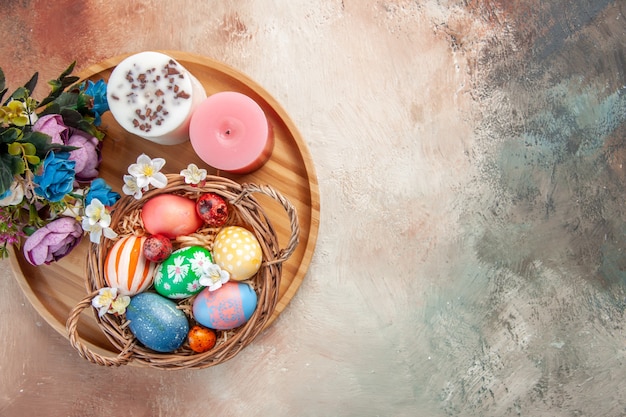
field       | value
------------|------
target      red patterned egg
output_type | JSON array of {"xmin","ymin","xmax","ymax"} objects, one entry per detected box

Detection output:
[{"xmin": 104, "ymin": 235, "xmax": 156, "ymax": 296}]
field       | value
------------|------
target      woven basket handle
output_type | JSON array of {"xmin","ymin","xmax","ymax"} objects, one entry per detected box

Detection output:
[
  {"xmin": 66, "ymin": 290, "xmax": 135, "ymax": 367},
  {"xmin": 235, "ymin": 183, "xmax": 300, "ymax": 265}
]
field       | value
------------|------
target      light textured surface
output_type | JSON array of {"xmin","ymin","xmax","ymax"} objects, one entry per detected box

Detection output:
[{"xmin": 1, "ymin": 1, "xmax": 626, "ymax": 416}]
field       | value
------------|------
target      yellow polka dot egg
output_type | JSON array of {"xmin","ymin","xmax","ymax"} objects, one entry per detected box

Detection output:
[{"xmin": 213, "ymin": 226, "xmax": 262, "ymax": 281}]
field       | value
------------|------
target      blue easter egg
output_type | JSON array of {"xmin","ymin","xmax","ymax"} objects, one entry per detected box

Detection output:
[
  {"xmin": 126, "ymin": 292, "xmax": 189, "ymax": 352},
  {"xmin": 192, "ymin": 281, "xmax": 257, "ymax": 330}
]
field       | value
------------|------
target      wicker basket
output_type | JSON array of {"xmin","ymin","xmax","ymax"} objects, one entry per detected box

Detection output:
[{"xmin": 66, "ymin": 173, "xmax": 299, "ymax": 369}]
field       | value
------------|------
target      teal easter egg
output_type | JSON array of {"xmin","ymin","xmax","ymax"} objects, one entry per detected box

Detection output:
[
  {"xmin": 192, "ymin": 281, "xmax": 257, "ymax": 330},
  {"xmin": 126, "ymin": 292, "xmax": 189, "ymax": 352},
  {"xmin": 154, "ymin": 246, "xmax": 213, "ymax": 299}
]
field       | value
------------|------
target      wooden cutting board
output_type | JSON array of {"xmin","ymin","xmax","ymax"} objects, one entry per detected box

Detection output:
[{"xmin": 8, "ymin": 51, "xmax": 320, "ymax": 358}]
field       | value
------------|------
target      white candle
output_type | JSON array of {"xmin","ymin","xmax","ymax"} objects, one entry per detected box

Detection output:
[{"xmin": 106, "ymin": 51, "xmax": 206, "ymax": 145}]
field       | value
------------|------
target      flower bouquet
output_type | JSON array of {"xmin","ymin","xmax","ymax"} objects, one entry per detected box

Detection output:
[{"xmin": 0, "ymin": 62, "xmax": 119, "ymax": 264}]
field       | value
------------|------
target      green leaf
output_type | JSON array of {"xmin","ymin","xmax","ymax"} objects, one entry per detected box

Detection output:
[
  {"xmin": 14, "ymin": 158, "xmax": 25, "ymax": 175},
  {"xmin": 60, "ymin": 107, "xmax": 83, "ymax": 126},
  {"xmin": 38, "ymin": 62, "xmax": 79, "ymax": 108},
  {"xmin": 23, "ymin": 72, "xmax": 38, "ymax": 97},
  {"xmin": 38, "ymin": 101, "xmax": 60, "ymax": 116},
  {"xmin": 47, "ymin": 78, "xmax": 61, "ymax": 93},
  {"xmin": 52, "ymin": 91, "xmax": 79, "ymax": 109},
  {"xmin": 21, "ymin": 131, "xmax": 51, "ymax": 156},
  {"xmin": 62, "ymin": 76, "xmax": 80, "ymax": 89},
  {"xmin": 22, "ymin": 142, "xmax": 36, "ymax": 155},
  {"xmin": 22, "ymin": 131, "xmax": 77, "ymax": 155},
  {"xmin": 59, "ymin": 61, "xmax": 77, "ymax": 80},
  {"xmin": 9, "ymin": 86, "xmax": 29, "ymax": 101},
  {"xmin": 25, "ymin": 154, "xmax": 40, "ymax": 165},
  {"xmin": 0, "ymin": 68, "xmax": 5, "ymax": 104},
  {"xmin": 0, "ymin": 154, "xmax": 14, "ymax": 195},
  {"xmin": 0, "ymin": 127, "xmax": 22, "ymax": 144},
  {"xmin": 75, "ymin": 119, "xmax": 105, "ymax": 140},
  {"xmin": 7, "ymin": 142, "xmax": 21, "ymax": 155}
]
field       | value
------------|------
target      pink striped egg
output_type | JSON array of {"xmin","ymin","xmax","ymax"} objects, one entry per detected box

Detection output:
[{"xmin": 104, "ymin": 235, "xmax": 156, "ymax": 296}]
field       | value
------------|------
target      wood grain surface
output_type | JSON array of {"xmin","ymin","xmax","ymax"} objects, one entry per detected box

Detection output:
[{"xmin": 8, "ymin": 51, "xmax": 320, "ymax": 358}]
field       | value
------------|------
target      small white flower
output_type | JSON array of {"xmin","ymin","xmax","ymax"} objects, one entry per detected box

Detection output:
[
  {"xmin": 199, "ymin": 263, "xmax": 230, "ymax": 291},
  {"xmin": 82, "ymin": 198, "xmax": 118, "ymax": 243},
  {"xmin": 109, "ymin": 295, "xmax": 131, "ymax": 315},
  {"xmin": 0, "ymin": 180, "xmax": 25, "ymax": 207},
  {"xmin": 92, "ymin": 287, "xmax": 118, "ymax": 317},
  {"xmin": 128, "ymin": 154, "xmax": 167, "ymax": 189},
  {"xmin": 91, "ymin": 287, "xmax": 130, "ymax": 317},
  {"xmin": 60, "ymin": 188, "xmax": 84, "ymax": 218},
  {"xmin": 82, "ymin": 221, "xmax": 118, "ymax": 243},
  {"xmin": 84, "ymin": 198, "xmax": 106, "ymax": 226},
  {"xmin": 180, "ymin": 163, "xmax": 207, "ymax": 185},
  {"xmin": 122, "ymin": 174, "xmax": 146, "ymax": 199}
]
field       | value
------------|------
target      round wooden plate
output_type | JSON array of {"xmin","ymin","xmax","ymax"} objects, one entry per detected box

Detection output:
[{"xmin": 8, "ymin": 51, "xmax": 320, "ymax": 358}]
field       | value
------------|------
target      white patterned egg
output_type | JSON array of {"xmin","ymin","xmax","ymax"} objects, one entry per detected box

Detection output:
[{"xmin": 104, "ymin": 235, "xmax": 156, "ymax": 296}]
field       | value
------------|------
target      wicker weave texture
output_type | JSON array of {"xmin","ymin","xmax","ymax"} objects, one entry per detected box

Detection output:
[{"xmin": 66, "ymin": 174, "xmax": 299, "ymax": 370}]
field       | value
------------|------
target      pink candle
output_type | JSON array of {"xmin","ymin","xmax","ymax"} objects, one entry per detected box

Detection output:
[{"xmin": 189, "ymin": 92, "xmax": 273, "ymax": 174}]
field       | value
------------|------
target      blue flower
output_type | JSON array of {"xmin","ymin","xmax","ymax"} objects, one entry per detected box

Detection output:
[
  {"xmin": 34, "ymin": 152, "xmax": 76, "ymax": 202},
  {"xmin": 86, "ymin": 178, "xmax": 120, "ymax": 207},
  {"xmin": 84, "ymin": 79, "xmax": 109, "ymax": 126}
]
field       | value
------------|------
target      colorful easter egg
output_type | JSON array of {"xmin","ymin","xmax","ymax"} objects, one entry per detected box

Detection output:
[
  {"xmin": 126, "ymin": 292, "xmax": 189, "ymax": 353},
  {"xmin": 143, "ymin": 234, "xmax": 173, "ymax": 263},
  {"xmin": 154, "ymin": 246, "xmax": 213, "ymax": 299},
  {"xmin": 187, "ymin": 325, "xmax": 217, "ymax": 353},
  {"xmin": 192, "ymin": 281, "xmax": 257, "ymax": 330},
  {"xmin": 196, "ymin": 193, "xmax": 229, "ymax": 227},
  {"xmin": 141, "ymin": 194, "xmax": 203, "ymax": 238},
  {"xmin": 212, "ymin": 226, "xmax": 263, "ymax": 281},
  {"xmin": 104, "ymin": 235, "xmax": 156, "ymax": 296}
]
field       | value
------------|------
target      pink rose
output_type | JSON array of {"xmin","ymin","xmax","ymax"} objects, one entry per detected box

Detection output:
[
  {"xmin": 66, "ymin": 129, "xmax": 102, "ymax": 182},
  {"xmin": 23, "ymin": 217, "xmax": 83, "ymax": 265},
  {"xmin": 33, "ymin": 114, "xmax": 69, "ymax": 145}
]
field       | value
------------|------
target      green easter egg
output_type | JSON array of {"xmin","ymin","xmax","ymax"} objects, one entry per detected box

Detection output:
[{"xmin": 154, "ymin": 246, "xmax": 213, "ymax": 299}]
